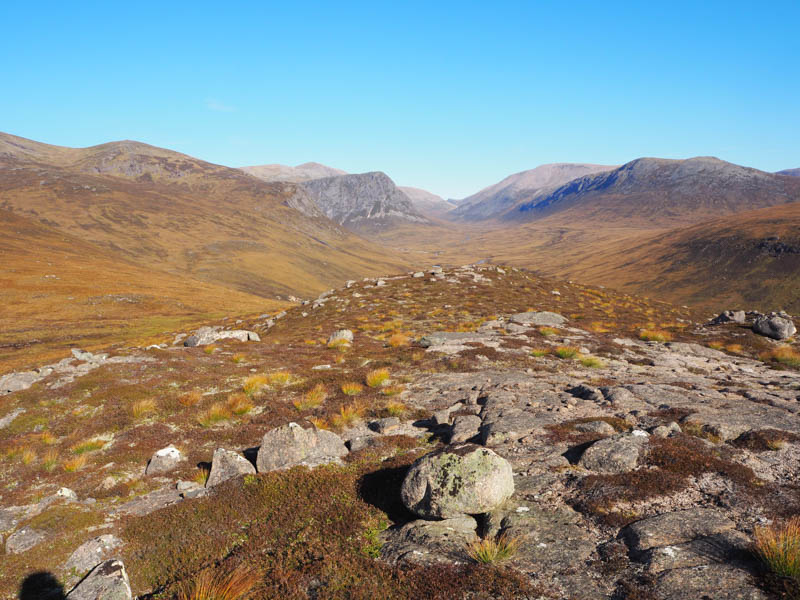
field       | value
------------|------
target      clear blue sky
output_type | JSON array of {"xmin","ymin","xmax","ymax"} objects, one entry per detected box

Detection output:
[{"xmin": 2, "ymin": 1, "xmax": 798, "ymax": 198}]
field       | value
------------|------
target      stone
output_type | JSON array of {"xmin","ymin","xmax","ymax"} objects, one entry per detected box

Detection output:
[
  {"xmin": 206, "ymin": 448, "xmax": 256, "ymax": 488},
  {"xmin": 370, "ymin": 417, "xmax": 400, "ymax": 433},
  {"xmin": 450, "ymin": 414, "xmax": 482, "ymax": 443},
  {"xmin": 509, "ymin": 311, "xmax": 567, "ymax": 327},
  {"xmin": 65, "ymin": 535, "xmax": 123, "ymax": 575},
  {"xmin": 183, "ymin": 326, "xmax": 261, "ymax": 347},
  {"xmin": 641, "ymin": 530, "xmax": 751, "ymax": 573},
  {"xmin": 256, "ymin": 422, "xmax": 348, "ymax": 472},
  {"xmin": 651, "ymin": 421, "xmax": 682, "ymax": 438},
  {"xmin": 5, "ymin": 526, "xmax": 46, "ymax": 554},
  {"xmin": 654, "ymin": 564, "xmax": 766, "ymax": 600},
  {"xmin": 66, "ymin": 559, "xmax": 133, "ymax": 600},
  {"xmin": 380, "ymin": 516, "xmax": 478, "ymax": 565},
  {"xmin": 574, "ymin": 420, "xmax": 616, "ymax": 435},
  {"xmin": 55, "ymin": 487, "xmax": 78, "ymax": 501},
  {"xmin": 145, "ymin": 445, "xmax": 183, "ymax": 475},
  {"xmin": 578, "ymin": 432, "xmax": 649, "ymax": 474},
  {"xmin": 0, "ymin": 407, "xmax": 25, "ymax": 429},
  {"xmin": 622, "ymin": 508, "xmax": 735, "ymax": 553},
  {"xmin": 709, "ymin": 310, "xmax": 747, "ymax": 325},
  {"xmin": 327, "ymin": 329, "xmax": 354, "ymax": 345},
  {"xmin": 753, "ymin": 314, "xmax": 796, "ymax": 340},
  {"xmin": 401, "ymin": 444, "xmax": 514, "ymax": 519},
  {"xmin": 412, "ymin": 271, "xmax": 424, "ymax": 278}
]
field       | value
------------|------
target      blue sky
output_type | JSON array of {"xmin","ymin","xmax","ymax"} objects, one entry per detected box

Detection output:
[{"xmin": 2, "ymin": 1, "xmax": 798, "ymax": 198}]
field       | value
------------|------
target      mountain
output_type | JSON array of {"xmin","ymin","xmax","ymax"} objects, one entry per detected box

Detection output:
[
  {"xmin": 240, "ymin": 162, "xmax": 347, "ymax": 182},
  {"xmin": 777, "ymin": 168, "xmax": 800, "ymax": 177},
  {"xmin": 452, "ymin": 163, "xmax": 617, "ymax": 220},
  {"xmin": 0, "ymin": 132, "xmax": 415, "ymax": 369},
  {"xmin": 300, "ymin": 172, "xmax": 429, "ymax": 231},
  {"xmin": 504, "ymin": 156, "xmax": 800, "ymax": 227},
  {"xmin": 398, "ymin": 186, "xmax": 456, "ymax": 219}
]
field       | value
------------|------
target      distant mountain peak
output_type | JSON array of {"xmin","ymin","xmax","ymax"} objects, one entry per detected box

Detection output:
[{"xmin": 240, "ymin": 162, "xmax": 346, "ymax": 183}]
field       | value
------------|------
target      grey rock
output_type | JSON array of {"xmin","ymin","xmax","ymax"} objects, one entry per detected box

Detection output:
[
  {"xmin": 65, "ymin": 535, "xmax": 123, "ymax": 575},
  {"xmin": 380, "ymin": 515, "xmax": 477, "ymax": 565},
  {"xmin": 206, "ymin": 448, "xmax": 256, "ymax": 488},
  {"xmin": 412, "ymin": 271, "xmax": 424, "ymax": 278},
  {"xmin": 622, "ymin": 508, "xmax": 735, "ymax": 552},
  {"xmin": 183, "ymin": 326, "xmax": 261, "ymax": 347},
  {"xmin": 327, "ymin": 329, "xmax": 353, "ymax": 345},
  {"xmin": 709, "ymin": 310, "xmax": 747, "ymax": 325},
  {"xmin": 753, "ymin": 314, "xmax": 796, "ymax": 340},
  {"xmin": 509, "ymin": 311, "xmax": 567, "ymax": 327},
  {"xmin": 6, "ymin": 526, "xmax": 46, "ymax": 554},
  {"xmin": 579, "ymin": 431, "xmax": 649, "ymax": 474},
  {"xmin": 145, "ymin": 445, "xmax": 182, "ymax": 475},
  {"xmin": 370, "ymin": 417, "xmax": 400, "ymax": 433},
  {"xmin": 0, "ymin": 370, "xmax": 40, "ymax": 394},
  {"xmin": 66, "ymin": 559, "xmax": 132, "ymax": 600},
  {"xmin": 0, "ymin": 407, "xmax": 25, "ymax": 428},
  {"xmin": 641, "ymin": 530, "xmax": 751, "ymax": 573},
  {"xmin": 654, "ymin": 564, "xmax": 766, "ymax": 600},
  {"xmin": 256, "ymin": 422, "xmax": 348, "ymax": 472},
  {"xmin": 450, "ymin": 414, "xmax": 482, "ymax": 443},
  {"xmin": 574, "ymin": 420, "xmax": 616, "ymax": 435},
  {"xmin": 651, "ymin": 421, "xmax": 682, "ymax": 438},
  {"xmin": 401, "ymin": 444, "xmax": 514, "ymax": 519}
]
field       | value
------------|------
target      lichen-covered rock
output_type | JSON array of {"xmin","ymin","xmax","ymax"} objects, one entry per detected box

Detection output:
[
  {"xmin": 206, "ymin": 448, "xmax": 256, "ymax": 487},
  {"xmin": 66, "ymin": 559, "xmax": 132, "ymax": 600},
  {"xmin": 145, "ymin": 445, "xmax": 182, "ymax": 475},
  {"xmin": 401, "ymin": 444, "xmax": 514, "ymax": 519},
  {"xmin": 753, "ymin": 314, "xmax": 796, "ymax": 340},
  {"xmin": 509, "ymin": 311, "xmax": 567, "ymax": 326},
  {"xmin": 256, "ymin": 422, "xmax": 348, "ymax": 472},
  {"xmin": 65, "ymin": 535, "xmax": 123, "ymax": 576}
]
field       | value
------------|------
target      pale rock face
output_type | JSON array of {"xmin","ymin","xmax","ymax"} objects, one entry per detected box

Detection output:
[
  {"xmin": 256, "ymin": 423, "xmax": 348, "ymax": 472},
  {"xmin": 753, "ymin": 314, "xmax": 796, "ymax": 340},
  {"xmin": 206, "ymin": 448, "xmax": 256, "ymax": 488},
  {"xmin": 401, "ymin": 444, "xmax": 514, "ymax": 519},
  {"xmin": 145, "ymin": 446, "xmax": 183, "ymax": 475},
  {"xmin": 66, "ymin": 559, "xmax": 132, "ymax": 600}
]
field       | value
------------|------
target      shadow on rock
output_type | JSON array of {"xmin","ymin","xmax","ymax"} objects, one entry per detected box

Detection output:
[
  {"xmin": 19, "ymin": 572, "xmax": 65, "ymax": 600},
  {"xmin": 358, "ymin": 465, "xmax": 416, "ymax": 523}
]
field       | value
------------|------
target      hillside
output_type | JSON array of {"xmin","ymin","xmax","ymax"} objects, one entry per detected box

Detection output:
[
  {"xmin": 1, "ymin": 264, "xmax": 798, "ymax": 600},
  {"xmin": 503, "ymin": 157, "xmax": 800, "ymax": 227},
  {"xmin": 777, "ymin": 168, "xmax": 800, "ymax": 177},
  {"xmin": 240, "ymin": 162, "xmax": 347, "ymax": 182},
  {"xmin": 452, "ymin": 163, "xmax": 617, "ymax": 221},
  {"xmin": 301, "ymin": 172, "xmax": 429, "ymax": 232}
]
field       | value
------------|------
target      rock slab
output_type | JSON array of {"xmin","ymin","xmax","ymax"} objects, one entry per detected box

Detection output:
[
  {"xmin": 66, "ymin": 559, "xmax": 132, "ymax": 600},
  {"xmin": 257, "ymin": 422, "xmax": 348, "ymax": 472},
  {"xmin": 206, "ymin": 448, "xmax": 256, "ymax": 487}
]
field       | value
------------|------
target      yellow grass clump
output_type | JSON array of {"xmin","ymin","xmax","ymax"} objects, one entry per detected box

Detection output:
[
  {"xmin": 226, "ymin": 393, "xmax": 253, "ymax": 415},
  {"xmin": 294, "ymin": 384, "xmax": 328, "ymax": 411},
  {"xmin": 41, "ymin": 449, "xmax": 59, "ymax": 472},
  {"xmin": 341, "ymin": 382, "xmax": 363, "ymax": 396},
  {"xmin": 132, "ymin": 398, "xmax": 157, "ymax": 419},
  {"xmin": 388, "ymin": 333, "xmax": 410, "ymax": 347},
  {"xmin": 768, "ymin": 346, "xmax": 800, "ymax": 368},
  {"xmin": 63, "ymin": 454, "xmax": 88, "ymax": 472},
  {"xmin": 754, "ymin": 517, "xmax": 800, "ymax": 580},
  {"xmin": 197, "ymin": 403, "xmax": 232, "ymax": 427},
  {"xmin": 639, "ymin": 329, "xmax": 673, "ymax": 342},
  {"xmin": 466, "ymin": 533, "xmax": 520, "ymax": 564},
  {"xmin": 179, "ymin": 390, "xmax": 203, "ymax": 407},
  {"xmin": 331, "ymin": 403, "xmax": 364, "ymax": 429},
  {"xmin": 553, "ymin": 346, "xmax": 579, "ymax": 359},
  {"xmin": 178, "ymin": 566, "xmax": 258, "ymax": 600},
  {"xmin": 203, "ymin": 344, "xmax": 217, "ymax": 355},
  {"xmin": 381, "ymin": 385, "xmax": 405, "ymax": 397},
  {"xmin": 242, "ymin": 374, "xmax": 269, "ymax": 396},
  {"xmin": 384, "ymin": 400, "xmax": 408, "ymax": 417},
  {"xmin": 71, "ymin": 439, "xmax": 105, "ymax": 454},
  {"xmin": 366, "ymin": 368, "xmax": 390, "ymax": 388}
]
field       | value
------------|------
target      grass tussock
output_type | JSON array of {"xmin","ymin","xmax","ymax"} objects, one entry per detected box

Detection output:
[
  {"xmin": 579, "ymin": 356, "xmax": 604, "ymax": 368},
  {"xmin": 639, "ymin": 329, "xmax": 673, "ymax": 342},
  {"xmin": 63, "ymin": 454, "xmax": 88, "ymax": 472},
  {"xmin": 203, "ymin": 344, "xmax": 217, "ymax": 355},
  {"xmin": 132, "ymin": 398, "xmax": 157, "ymax": 419},
  {"xmin": 384, "ymin": 400, "xmax": 408, "ymax": 417},
  {"xmin": 341, "ymin": 382, "xmax": 364, "ymax": 396},
  {"xmin": 467, "ymin": 533, "xmax": 520, "ymax": 564},
  {"xmin": 41, "ymin": 449, "xmax": 59, "ymax": 472},
  {"xmin": 197, "ymin": 402, "xmax": 232, "ymax": 427},
  {"xmin": 539, "ymin": 327, "xmax": 559, "ymax": 337},
  {"xmin": 388, "ymin": 333, "xmax": 411, "ymax": 347},
  {"xmin": 231, "ymin": 353, "xmax": 247, "ymax": 364},
  {"xmin": 71, "ymin": 439, "xmax": 105, "ymax": 454},
  {"xmin": 178, "ymin": 566, "xmax": 258, "ymax": 600},
  {"xmin": 754, "ymin": 517, "xmax": 800, "ymax": 580},
  {"xmin": 553, "ymin": 346, "xmax": 579, "ymax": 359},
  {"xmin": 331, "ymin": 403, "xmax": 364, "ymax": 429},
  {"xmin": 193, "ymin": 466, "xmax": 211, "ymax": 486},
  {"xmin": 366, "ymin": 368, "xmax": 390, "ymax": 388},
  {"xmin": 765, "ymin": 346, "xmax": 800, "ymax": 368},
  {"xmin": 530, "ymin": 349, "xmax": 548, "ymax": 357},
  {"xmin": 226, "ymin": 393, "xmax": 253, "ymax": 415},
  {"xmin": 179, "ymin": 390, "xmax": 203, "ymax": 407},
  {"xmin": 327, "ymin": 338, "xmax": 351, "ymax": 350},
  {"xmin": 294, "ymin": 384, "xmax": 328, "ymax": 411},
  {"xmin": 242, "ymin": 374, "xmax": 269, "ymax": 396},
  {"xmin": 381, "ymin": 384, "xmax": 405, "ymax": 397}
]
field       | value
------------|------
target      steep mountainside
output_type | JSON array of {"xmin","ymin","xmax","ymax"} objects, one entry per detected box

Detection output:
[
  {"xmin": 301, "ymin": 172, "xmax": 429, "ymax": 231},
  {"xmin": 240, "ymin": 162, "xmax": 347, "ymax": 182},
  {"xmin": 452, "ymin": 163, "xmax": 617, "ymax": 221},
  {"xmin": 504, "ymin": 157, "xmax": 800, "ymax": 227},
  {"xmin": 398, "ymin": 186, "xmax": 456, "ymax": 219}
]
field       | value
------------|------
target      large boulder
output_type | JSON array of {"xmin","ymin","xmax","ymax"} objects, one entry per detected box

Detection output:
[
  {"xmin": 183, "ymin": 326, "xmax": 260, "ymax": 347},
  {"xmin": 206, "ymin": 448, "xmax": 256, "ymax": 487},
  {"xmin": 256, "ymin": 422, "xmax": 348, "ymax": 472},
  {"xmin": 401, "ymin": 444, "xmax": 514, "ymax": 519},
  {"xmin": 65, "ymin": 535, "xmax": 123, "ymax": 576},
  {"xmin": 753, "ymin": 313, "xmax": 796, "ymax": 340},
  {"xmin": 66, "ymin": 559, "xmax": 132, "ymax": 600}
]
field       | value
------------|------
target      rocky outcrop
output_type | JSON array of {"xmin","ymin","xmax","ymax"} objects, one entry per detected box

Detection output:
[
  {"xmin": 183, "ymin": 326, "xmax": 260, "ymax": 347},
  {"xmin": 300, "ymin": 172, "xmax": 429, "ymax": 230},
  {"xmin": 401, "ymin": 444, "xmax": 514, "ymax": 519}
]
